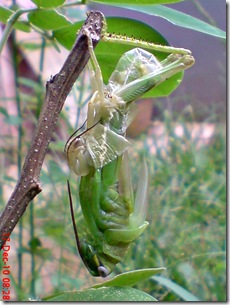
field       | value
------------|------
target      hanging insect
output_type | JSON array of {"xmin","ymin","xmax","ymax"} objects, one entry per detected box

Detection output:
[
  {"xmin": 65, "ymin": 46, "xmax": 194, "ymax": 176},
  {"xmin": 67, "ymin": 152, "xmax": 148, "ymax": 277},
  {"xmin": 65, "ymin": 30, "xmax": 195, "ymax": 277}
]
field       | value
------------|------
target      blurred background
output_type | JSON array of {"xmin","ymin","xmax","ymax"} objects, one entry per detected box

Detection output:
[{"xmin": 0, "ymin": 0, "xmax": 226, "ymax": 301}]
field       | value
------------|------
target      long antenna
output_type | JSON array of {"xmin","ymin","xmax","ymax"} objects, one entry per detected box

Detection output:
[
  {"xmin": 67, "ymin": 180, "xmax": 82, "ymax": 254},
  {"xmin": 64, "ymin": 120, "xmax": 87, "ymax": 155},
  {"xmin": 64, "ymin": 119, "xmax": 100, "ymax": 156}
]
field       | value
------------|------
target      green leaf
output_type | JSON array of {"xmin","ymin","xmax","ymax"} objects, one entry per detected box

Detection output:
[
  {"xmin": 44, "ymin": 287, "xmax": 157, "ymax": 301},
  {"xmin": 31, "ymin": 0, "xmax": 66, "ymax": 8},
  {"xmin": 151, "ymin": 276, "xmax": 201, "ymax": 301},
  {"xmin": 98, "ymin": 18, "xmax": 184, "ymax": 98},
  {"xmin": 53, "ymin": 22, "xmax": 82, "ymax": 49},
  {"xmin": 92, "ymin": 0, "xmax": 183, "ymax": 3},
  {"xmin": 95, "ymin": 18, "xmax": 168, "ymax": 78},
  {"xmin": 92, "ymin": 268, "xmax": 166, "ymax": 288},
  {"xmin": 28, "ymin": 9, "xmax": 71, "ymax": 30},
  {"xmin": 0, "ymin": 6, "xmax": 30, "ymax": 32},
  {"xmin": 107, "ymin": 4, "xmax": 226, "ymax": 39},
  {"xmin": 54, "ymin": 17, "xmax": 185, "ymax": 97}
]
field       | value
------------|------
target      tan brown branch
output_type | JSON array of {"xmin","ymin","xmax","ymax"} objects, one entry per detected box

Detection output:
[{"xmin": 0, "ymin": 10, "xmax": 105, "ymax": 249}]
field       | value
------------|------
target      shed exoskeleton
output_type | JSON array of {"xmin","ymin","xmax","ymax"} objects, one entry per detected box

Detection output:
[{"xmin": 65, "ymin": 32, "xmax": 194, "ymax": 277}]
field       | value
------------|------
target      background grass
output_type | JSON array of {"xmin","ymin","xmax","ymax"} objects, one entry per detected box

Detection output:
[{"xmin": 125, "ymin": 109, "xmax": 226, "ymax": 301}]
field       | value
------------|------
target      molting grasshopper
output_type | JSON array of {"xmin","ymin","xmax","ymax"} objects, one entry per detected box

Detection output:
[{"xmin": 64, "ymin": 30, "xmax": 195, "ymax": 277}]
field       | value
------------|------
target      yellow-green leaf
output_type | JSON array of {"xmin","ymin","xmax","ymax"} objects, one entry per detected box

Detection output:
[
  {"xmin": 0, "ymin": 6, "xmax": 30, "ymax": 32},
  {"xmin": 92, "ymin": 268, "xmax": 166, "ymax": 288},
  {"xmin": 44, "ymin": 287, "xmax": 157, "ymax": 301},
  {"xmin": 31, "ymin": 0, "xmax": 66, "ymax": 8},
  {"xmin": 28, "ymin": 9, "xmax": 71, "ymax": 30}
]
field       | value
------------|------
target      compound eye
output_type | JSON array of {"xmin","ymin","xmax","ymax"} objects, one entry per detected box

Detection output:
[{"xmin": 98, "ymin": 266, "xmax": 110, "ymax": 278}]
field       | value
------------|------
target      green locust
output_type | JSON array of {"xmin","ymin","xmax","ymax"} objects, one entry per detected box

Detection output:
[{"xmin": 65, "ymin": 32, "xmax": 195, "ymax": 277}]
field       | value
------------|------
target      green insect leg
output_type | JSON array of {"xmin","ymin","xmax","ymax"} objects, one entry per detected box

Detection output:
[{"xmin": 104, "ymin": 157, "xmax": 149, "ymax": 245}]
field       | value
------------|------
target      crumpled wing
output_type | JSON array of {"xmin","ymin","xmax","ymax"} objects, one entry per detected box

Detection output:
[{"xmin": 85, "ymin": 123, "xmax": 131, "ymax": 169}]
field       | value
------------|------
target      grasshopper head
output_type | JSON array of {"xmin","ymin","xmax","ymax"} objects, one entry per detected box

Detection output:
[{"xmin": 79, "ymin": 241, "xmax": 111, "ymax": 277}]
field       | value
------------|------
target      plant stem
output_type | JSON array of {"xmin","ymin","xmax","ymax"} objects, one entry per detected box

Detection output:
[
  {"xmin": 0, "ymin": 10, "xmax": 105, "ymax": 249},
  {"xmin": 0, "ymin": 8, "xmax": 31, "ymax": 54},
  {"xmin": 29, "ymin": 35, "xmax": 46, "ymax": 299}
]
